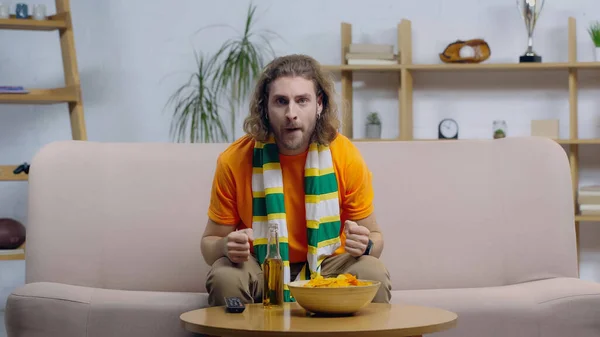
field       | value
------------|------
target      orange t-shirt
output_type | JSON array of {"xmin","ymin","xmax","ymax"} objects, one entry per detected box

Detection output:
[{"xmin": 207, "ymin": 133, "xmax": 374, "ymax": 263}]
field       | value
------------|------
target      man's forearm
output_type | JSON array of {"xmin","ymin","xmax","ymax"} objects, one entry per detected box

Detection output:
[{"xmin": 201, "ymin": 236, "xmax": 227, "ymax": 266}]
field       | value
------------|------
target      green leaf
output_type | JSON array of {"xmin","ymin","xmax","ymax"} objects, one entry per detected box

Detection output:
[
  {"xmin": 166, "ymin": 1, "xmax": 282, "ymax": 143},
  {"xmin": 589, "ymin": 21, "xmax": 600, "ymax": 47}
]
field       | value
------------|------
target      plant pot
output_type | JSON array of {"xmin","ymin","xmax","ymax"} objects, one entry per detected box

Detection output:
[
  {"xmin": 596, "ymin": 47, "xmax": 600, "ymax": 62},
  {"xmin": 366, "ymin": 124, "xmax": 381, "ymax": 139}
]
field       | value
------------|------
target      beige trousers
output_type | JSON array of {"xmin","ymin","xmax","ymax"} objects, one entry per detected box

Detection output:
[{"xmin": 205, "ymin": 253, "xmax": 392, "ymax": 307}]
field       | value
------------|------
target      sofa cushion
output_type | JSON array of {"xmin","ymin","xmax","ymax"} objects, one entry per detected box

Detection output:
[
  {"xmin": 5, "ymin": 282, "xmax": 208, "ymax": 337},
  {"xmin": 391, "ymin": 277, "xmax": 600, "ymax": 337}
]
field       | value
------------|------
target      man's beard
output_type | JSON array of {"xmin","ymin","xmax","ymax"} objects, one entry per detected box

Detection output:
[{"xmin": 272, "ymin": 122, "xmax": 316, "ymax": 153}]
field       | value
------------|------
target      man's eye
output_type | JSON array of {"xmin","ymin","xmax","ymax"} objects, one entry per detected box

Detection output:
[
  {"xmin": 276, "ymin": 98, "xmax": 287, "ymax": 105},
  {"xmin": 298, "ymin": 98, "xmax": 308, "ymax": 104}
]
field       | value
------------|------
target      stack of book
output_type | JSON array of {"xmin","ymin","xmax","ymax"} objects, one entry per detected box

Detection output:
[
  {"xmin": 578, "ymin": 185, "xmax": 600, "ymax": 215},
  {"xmin": 345, "ymin": 43, "xmax": 398, "ymax": 65}
]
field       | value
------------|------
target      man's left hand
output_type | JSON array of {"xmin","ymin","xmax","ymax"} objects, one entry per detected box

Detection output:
[{"xmin": 344, "ymin": 220, "xmax": 370, "ymax": 257}]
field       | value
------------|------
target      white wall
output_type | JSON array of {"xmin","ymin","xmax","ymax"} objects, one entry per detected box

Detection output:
[{"xmin": 1, "ymin": 0, "xmax": 600, "ymax": 308}]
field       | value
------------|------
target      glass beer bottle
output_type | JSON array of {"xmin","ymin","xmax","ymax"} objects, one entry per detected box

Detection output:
[{"xmin": 262, "ymin": 224, "xmax": 284, "ymax": 307}]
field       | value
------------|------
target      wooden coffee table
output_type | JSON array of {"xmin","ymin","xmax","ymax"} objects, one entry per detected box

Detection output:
[{"xmin": 180, "ymin": 302, "xmax": 457, "ymax": 337}]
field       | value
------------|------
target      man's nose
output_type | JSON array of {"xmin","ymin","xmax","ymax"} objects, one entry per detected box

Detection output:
[{"xmin": 285, "ymin": 102, "xmax": 299, "ymax": 120}]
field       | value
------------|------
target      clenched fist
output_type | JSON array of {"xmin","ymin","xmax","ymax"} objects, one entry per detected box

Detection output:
[
  {"xmin": 223, "ymin": 228, "xmax": 254, "ymax": 264},
  {"xmin": 344, "ymin": 220, "xmax": 370, "ymax": 257}
]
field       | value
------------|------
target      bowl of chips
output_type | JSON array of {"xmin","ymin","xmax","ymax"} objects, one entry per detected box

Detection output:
[{"xmin": 288, "ymin": 273, "xmax": 381, "ymax": 315}]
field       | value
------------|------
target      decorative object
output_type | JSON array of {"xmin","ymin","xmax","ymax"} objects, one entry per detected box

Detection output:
[
  {"xmin": 531, "ymin": 119, "xmax": 559, "ymax": 138},
  {"xmin": 13, "ymin": 162, "xmax": 30, "ymax": 175},
  {"xmin": 516, "ymin": 0, "xmax": 545, "ymax": 63},
  {"xmin": 493, "ymin": 120, "xmax": 507, "ymax": 139},
  {"xmin": 15, "ymin": 3, "xmax": 28, "ymax": 19},
  {"xmin": 0, "ymin": 3, "xmax": 9, "ymax": 19},
  {"xmin": 438, "ymin": 118, "xmax": 458, "ymax": 139},
  {"xmin": 0, "ymin": 218, "xmax": 26, "ymax": 249},
  {"xmin": 440, "ymin": 39, "xmax": 491, "ymax": 63},
  {"xmin": 32, "ymin": 4, "xmax": 46, "ymax": 20},
  {"xmin": 166, "ymin": 3, "xmax": 279, "ymax": 143},
  {"xmin": 588, "ymin": 21, "xmax": 600, "ymax": 61},
  {"xmin": 365, "ymin": 112, "xmax": 382, "ymax": 138}
]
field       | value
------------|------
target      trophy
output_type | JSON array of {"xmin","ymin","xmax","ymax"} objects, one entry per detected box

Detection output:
[{"xmin": 516, "ymin": 0, "xmax": 545, "ymax": 62}]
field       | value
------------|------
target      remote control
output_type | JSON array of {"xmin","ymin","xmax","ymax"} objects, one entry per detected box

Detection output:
[{"xmin": 225, "ymin": 297, "xmax": 245, "ymax": 313}]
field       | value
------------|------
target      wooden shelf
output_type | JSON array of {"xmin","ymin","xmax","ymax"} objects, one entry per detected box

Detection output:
[
  {"xmin": 556, "ymin": 139, "xmax": 600, "ymax": 145},
  {"xmin": 0, "ymin": 251, "xmax": 25, "ymax": 260},
  {"xmin": 0, "ymin": 165, "xmax": 28, "ymax": 181},
  {"xmin": 575, "ymin": 215, "xmax": 600, "ymax": 222},
  {"xmin": 399, "ymin": 138, "xmax": 600, "ymax": 144},
  {"xmin": 0, "ymin": 86, "xmax": 79, "ymax": 104},
  {"xmin": 572, "ymin": 62, "xmax": 600, "ymax": 69},
  {"xmin": 406, "ymin": 62, "xmax": 573, "ymax": 71},
  {"xmin": 322, "ymin": 62, "xmax": 600, "ymax": 73},
  {"xmin": 0, "ymin": 13, "xmax": 68, "ymax": 31},
  {"xmin": 0, "ymin": 243, "xmax": 25, "ymax": 261}
]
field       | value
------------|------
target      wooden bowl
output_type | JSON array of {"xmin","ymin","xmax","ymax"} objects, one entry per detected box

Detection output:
[{"xmin": 288, "ymin": 279, "xmax": 381, "ymax": 315}]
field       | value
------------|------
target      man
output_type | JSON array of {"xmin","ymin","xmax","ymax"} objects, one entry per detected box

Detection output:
[{"xmin": 200, "ymin": 54, "xmax": 391, "ymax": 306}]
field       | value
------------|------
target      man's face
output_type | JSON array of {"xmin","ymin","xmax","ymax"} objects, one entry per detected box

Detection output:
[{"xmin": 267, "ymin": 76, "xmax": 322, "ymax": 155}]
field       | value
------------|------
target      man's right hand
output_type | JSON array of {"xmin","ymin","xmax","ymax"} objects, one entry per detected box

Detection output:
[{"xmin": 223, "ymin": 228, "xmax": 254, "ymax": 263}]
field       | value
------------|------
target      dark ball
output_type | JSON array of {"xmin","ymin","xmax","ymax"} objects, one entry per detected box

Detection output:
[{"xmin": 0, "ymin": 218, "xmax": 26, "ymax": 249}]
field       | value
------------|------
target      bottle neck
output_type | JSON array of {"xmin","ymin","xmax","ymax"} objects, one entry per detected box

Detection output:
[{"xmin": 266, "ymin": 226, "xmax": 281, "ymax": 258}]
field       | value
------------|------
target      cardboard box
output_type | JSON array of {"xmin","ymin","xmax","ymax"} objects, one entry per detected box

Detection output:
[{"xmin": 531, "ymin": 119, "xmax": 559, "ymax": 138}]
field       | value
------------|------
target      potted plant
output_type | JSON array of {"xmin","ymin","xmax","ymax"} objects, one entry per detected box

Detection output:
[
  {"xmin": 365, "ymin": 112, "xmax": 382, "ymax": 139},
  {"xmin": 166, "ymin": 2, "xmax": 279, "ymax": 143},
  {"xmin": 166, "ymin": 52, "xmax": 228, "ymax": 143},
  {"xmin": 588, "ymin": 21, "xmax": 600, "ymax": 61}
]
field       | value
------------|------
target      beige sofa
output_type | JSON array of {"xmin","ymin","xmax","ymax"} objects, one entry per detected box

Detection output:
[{"xmin": 5, "ymin": 136, "xmax": 600, "ymax": 337}]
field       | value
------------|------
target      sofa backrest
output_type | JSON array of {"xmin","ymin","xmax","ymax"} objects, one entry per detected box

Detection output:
[{"xmin": 24, "ymin": 137, "xmax": 578, "ymax": 293}]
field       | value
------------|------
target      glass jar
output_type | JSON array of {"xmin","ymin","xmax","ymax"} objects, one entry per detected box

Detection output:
[{"xmin": 493, "ymin": 120, "xmax": 507, "ymax": 139}]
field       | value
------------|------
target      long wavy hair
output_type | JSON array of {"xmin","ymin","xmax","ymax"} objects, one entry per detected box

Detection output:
[{"xmin": 243, "ymin": 54, "xmax": 340, "ymax": 145}]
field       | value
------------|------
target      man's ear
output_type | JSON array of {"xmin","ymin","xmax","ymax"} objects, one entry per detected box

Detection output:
[{"xmin": 317, "ymin": 94, "xmax": 323, "ymax": 112}]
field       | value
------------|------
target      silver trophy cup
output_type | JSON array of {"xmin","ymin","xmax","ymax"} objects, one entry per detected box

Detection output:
[{"xmin": 517, "ymin": 0, "xmax": 545, "ymax": 62}]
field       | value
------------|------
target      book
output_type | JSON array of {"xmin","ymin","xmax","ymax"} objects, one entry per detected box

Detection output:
[
  {"xmin": 349, "ymin": 43, "xmax": 394, "ymax": 54},
  {"xmin": 579, "ymin": 204, "xmax": 600, "ymax": 215},
  {"xmin": 347, "ymin": 59, "xmax": 398, "ymax": 65},
  {"xmin": 578, "ymin": 195, "xmax": 600, "ymax": 204},
  {"xmin": 0, "ymin": 86, "xmax": 29, "ymax": 94},
  {"xmin": 346, "ymin": 52, "xmax": 396, "ymax": 60}
]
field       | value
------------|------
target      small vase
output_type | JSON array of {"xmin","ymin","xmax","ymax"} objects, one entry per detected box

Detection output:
[
  {"xmin": 596, "ymin": 47, "xmax": 600, "ymax": 62},
  {"xmin": 366, "ymin": 124, "xmax": 381, "ymax": 139}
]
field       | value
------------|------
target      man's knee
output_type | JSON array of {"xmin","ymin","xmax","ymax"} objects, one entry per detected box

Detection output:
[
  {"xmin": 350, "ymin": 255, "xmax": 389, "ymax": 281},
  {"xmin": 348, "ymin": 255, "xmax": 392, "ymax": 303},
  {"xmin": 207, "ymin": 258, "xmax": 243, "ymax": 288},
  {"xmin": 205, "ymin": 257, "xmax": 260, "ymax": 306}
]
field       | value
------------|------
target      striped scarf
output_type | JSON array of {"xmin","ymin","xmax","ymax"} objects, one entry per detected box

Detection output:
[{"xmin": 252, "ymin": 137, "xmax": 342, "ymax": 302}]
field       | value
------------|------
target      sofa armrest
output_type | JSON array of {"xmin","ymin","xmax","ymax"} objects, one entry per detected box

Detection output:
[
  {"xmin": 5, "ymin": 282, "xmax": 92, "ymax": 337},
  {"xmin": 5, "ymin": 282, "xmax": 208, "ymax": 337}
]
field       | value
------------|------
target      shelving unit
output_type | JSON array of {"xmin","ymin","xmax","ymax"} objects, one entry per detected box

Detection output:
[
  {"xmin": 0, "ymin": 0, "xmax": 86, "ymax": 183},
  {"xmin": 323, "ymin": 17, "xmax": 600, "ymax": 265},
  {"xmin": 0, "ymin": 0, "xmax": 86, "ymax": 260}
]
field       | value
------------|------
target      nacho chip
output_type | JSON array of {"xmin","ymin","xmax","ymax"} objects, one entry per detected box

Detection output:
[{"xmin": 303, "ymin": 273, "xmax": 372, "ymax": 288}]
